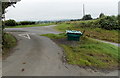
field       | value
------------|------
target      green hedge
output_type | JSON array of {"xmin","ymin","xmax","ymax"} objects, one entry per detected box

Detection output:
[
  {"xmin": 4, "ymin": 19, "xmax": 17, "ymax": 26},
  {"xmin": 72, "ymin": 15, "xmax": 119, "ymax": 30},
  {"xmin": 4, "ymin": 19, "xmax": 36, "ymax": 26}
]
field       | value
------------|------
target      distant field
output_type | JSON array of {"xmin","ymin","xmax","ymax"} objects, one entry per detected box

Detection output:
[
  {"xmin": 54, "ymin": 23, "xmax": 119, "ymax": 43},
  {"xmin": 41, "ymin": 33, "xmax": 120, "ymax": 70},
  {"xmin": 6, "ymin": 23, "xmax": 55, "ymax": 28}
]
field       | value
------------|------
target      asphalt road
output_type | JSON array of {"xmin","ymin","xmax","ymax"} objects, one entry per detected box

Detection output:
[{"xmin": 2, "ymin": 25, "xmax": 119, "ymax": 76}]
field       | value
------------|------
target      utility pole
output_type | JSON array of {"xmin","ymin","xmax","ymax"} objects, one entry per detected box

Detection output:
[
  {"xmin": 0, "ymin": 1, "xmax": 2, "ymax": 77},
  {"xmin": 83, "ymin": 4, "xmax": 85, "ymax": 17},
  {"xmin": 0, "ymin": 1, "xmax": 2, "ymax": 45},
  {"xmin": 118, "ymin": 1, "xmax": 120, "ymax": 15}
]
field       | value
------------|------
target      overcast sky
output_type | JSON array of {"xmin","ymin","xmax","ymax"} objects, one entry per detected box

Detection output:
[{"xmin": 5, "ymin": 0, "xmax": 119, "ymax": 21}]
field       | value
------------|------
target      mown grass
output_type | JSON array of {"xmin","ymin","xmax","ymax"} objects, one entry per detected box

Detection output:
[
  {"xmin": 6, "ymin": 23, "xmax": 55, "ymax": 28},
  {"xmin": 41, "ymin": 33, "xmax": 66, "ymax": 39},
  {"xmin": 41, "ymin": 33, "xmax": 120, "ymax": 69},
  {"xmin": 2, "ymin": 33, "xmax": 17, "ymax": 58},
  {"xmin": 54, "ymin": 23, "xmax": 119, "ymax": 43}
]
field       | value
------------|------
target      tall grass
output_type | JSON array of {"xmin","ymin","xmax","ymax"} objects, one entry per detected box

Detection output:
[
  {"xmin": 2, "ymin": 33, "xmax": 17, "ymax": 57},
  {"xmin": 54, "ymin": 23, "xmax": 119, "ymax": 43}
]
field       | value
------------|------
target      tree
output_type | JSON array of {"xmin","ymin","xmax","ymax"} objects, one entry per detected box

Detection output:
[
  {"xmin": 19, "ymin": 21, "xmax": 36, "ymax": 25},
  {"xmin": 99, "ymin": 16, "xmax": 119, "ymax": 30},
  {"xmin": 99, "ymin": 13, "xmax": 105, "ymax": 18},
  {"xmin": 2, "ymin": 2, "xmax": 17, "ymax": 14},
  {"xmin": 82, "ymin": 14, "xmax": 92, "ymax": 20},
  {"xmin": 1, "ymin": 1, "xmax": 21, "ymax": 50},
  {"xmin": 118, "ymin": 15, "xmax": 120, "ymax": 26},
  {"xmin": 4, "ymin": 19, "xmax": 16, "ymax": 26}
]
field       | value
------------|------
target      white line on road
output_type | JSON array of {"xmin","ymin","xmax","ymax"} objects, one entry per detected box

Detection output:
[
  {"xmin": 18, "ymin": 33, "xmax": 31, "ymax": 39},
  {"xmin": 26, "ymin": 34, "xmax": 31, "ymax": 39}
]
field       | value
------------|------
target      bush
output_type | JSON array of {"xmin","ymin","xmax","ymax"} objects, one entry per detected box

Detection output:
[
  {"xmin": 118, "ymin": 15, "xmax": 120, "ymax": 26},
  {"xmin": 19, "ymin": 21, "xmax": 36, "ymax": 25},
  {"xmin": 2, "ymin": 33, "xmax": 17, "ymax": 49},
  {"xmin": 73, "ymin": 20, "xmax": 100, "ymax": 28},
  {"xmin": 4, "ymin": 19, "xmax": 17, "ymax": 26},
  {"xmin": 72, "ymin": 15, "xmax": 119, "ymax": 30},
  {"xmin": 99, "ymin": 13, "xmax": 105, "ymax": 18},
  {"xmin": 82, "ymin": 14, "xmax": 93, "ymax": 20},
  {"xmin": 99, "ymin": 16, "xmax": 119, "ymax": 30}
]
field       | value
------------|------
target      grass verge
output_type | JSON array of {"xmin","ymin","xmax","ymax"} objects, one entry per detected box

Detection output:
[
  {"xmin": 41, "ymin": 33, "xmax": 66, "ymax": 39},
  {"xmin": 2, "ymin": 33, "xmax": 17, "ymax": 59},
  {"xmin": 54, "ymin": 23, "xmax": 119, "ymax": 43},
  {"xmin": 41, "ymin": 33, "xmax": 120, "ymax": 70},
  {"xmin": 6, "ymin": 23, "xmax": 55, "ymax": 28}
]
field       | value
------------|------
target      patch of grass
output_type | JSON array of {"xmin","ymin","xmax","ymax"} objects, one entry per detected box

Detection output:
[
  {"xmin": 55, "ymin": 23, "xmax": 119, "ymax": 43},
  {"xmin": 54, "ymin": 23, "xmax": 73, "ymax": 32},
  {"xmin": 2, "ymin": 33, "xmax": 17, "ymax": 57},
  {"xmin": 61, "ymin": 37, "xmax": 119, "ymax": 69},
  {"xmin": 42, "ymin": 33, "xmax": 119, "ymax": 69},
  {"xmin": 6, "ymin": 23, "xmax": 55, "ymax": 28},
  {"xmin": 41, "ymin": 33, "xmax": 66, "ymax": 39}
]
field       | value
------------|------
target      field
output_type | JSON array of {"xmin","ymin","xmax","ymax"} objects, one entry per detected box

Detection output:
[
  {"xmin": 54, "ymin": 23, "xmax": 119, "ymax": 43},
  {"xmin": 42, "ymin": 19, "xmax": 119, "ymax": 70},
  {"xmin": 41, "ymin": 33, "xmax": 120, "ymax": 70}
]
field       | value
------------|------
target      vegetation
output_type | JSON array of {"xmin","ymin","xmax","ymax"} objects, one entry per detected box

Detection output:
[
  {"xmin": 6, "ymin": 23, "xmax": 55, "ymax": 28},
  {"xmin": 4, "ymin": 19, "xmax": 36, "ymax": 26},
  {"xmin": 49, "ymin": 15, "xmax": 120, "ymax": 69},
  {"xmin": 54, "ymin": 16, "xmax": 119, "ymax": 43},
  {"xmin": 2, "ymin": 33, "xmax": 17, "ymax": 58},
  {"xmin": 99, "ymin": 13, "xmax": 105, "ymax": 18},
  {"xmin": 82, "ymin": 14, "xmax": 93, "ymax": 20},
  {"xmin": 41, "ymin": 33, "xmax": 119, "ymax": 69},
  {"xmin": 4, "ymin": 19, "xmax": 17, "ymax": 26},
  {"xmin": 118, "ymin": 15, "xmax": 120, "ymax": 26},
  {"xmin": 3, "ymin": 19, "xmax": 55, "ymax": 28},
  {"xmin": 41, "ymin": 33, "xmax": 66, "ymax": 39},
  {"xmin": 99, "ymin": 16, "xmax": 119, "ymax": 30},
  {"xmin": 2, "ymin": 1, "xmax": 20, "ymax": 57},
  {"xmin": 2, "ymin": 2, "xmax": 18, "ymax": 14},
  {"xmin": 18, "ymin": 21, "xmax": 36, "ymax": 25}
]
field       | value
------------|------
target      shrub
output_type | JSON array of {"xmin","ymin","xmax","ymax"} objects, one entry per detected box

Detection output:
[
  {"xmin": 82, "ymin": 14, "xmax": 93, "ymax": 20},
  {"xmin": 99, "ymin": 13, "xmax": 105, "ymax": 18},
  {"xmin": 118, "ymin": 15, "xmax": 120, "ymax": 26},
  {"xmin": 4, "ymin": 19, "xmax": 16, "ymax": 26},
  {"xmin": 99, "ymin": 16, "xmax": 119, "ymax": 30},
  {"xmin": 19, "ymin": 21, "xmax": 36, "ymax": 25},
  {"xmin": 73, "ymin": 20, "xmax": 100, "ymax": 28},
  {"xmin": 72, "ymin": 15, "xmax": 119, "ymax": 30}
]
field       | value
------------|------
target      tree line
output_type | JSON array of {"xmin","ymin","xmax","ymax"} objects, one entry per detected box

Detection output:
[
  {"xmin": 3, "ymin": 20, "xmax": 36, "ymax": 26},
  {"xmin": 65, "ymin": 13, "xmax": 119, "ymax": 31},
  {"xmin": 3, "ymin": 13, "xmax": 120, "ymax": 30},
  {"xmin": 69, "ymin": 13, "xmax": 120, "ymax": 30}
]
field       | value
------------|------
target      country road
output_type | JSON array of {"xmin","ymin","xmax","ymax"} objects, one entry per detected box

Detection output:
[{"xmin": 2, "ymin": 25, "xmax": 119, "ymax": 76}]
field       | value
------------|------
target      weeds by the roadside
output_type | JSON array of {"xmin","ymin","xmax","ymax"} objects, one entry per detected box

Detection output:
[{"xmin": 2, "ymin": 33, "xmax": 17, "ymax": 58}]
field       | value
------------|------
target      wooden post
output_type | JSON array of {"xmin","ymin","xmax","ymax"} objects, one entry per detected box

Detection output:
[{"xmin": 0, "ymin": 1, "xmax": 2, "ymax": 45}]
